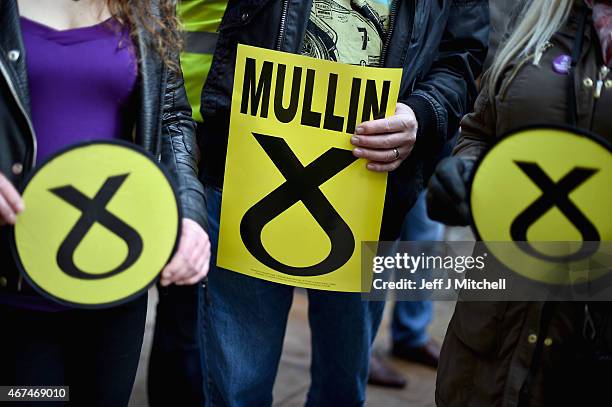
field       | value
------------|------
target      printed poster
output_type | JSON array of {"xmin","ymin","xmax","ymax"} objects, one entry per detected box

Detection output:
[{"xmin": 218, "ymin": 44, "xmax": 401, "ymax": 292}]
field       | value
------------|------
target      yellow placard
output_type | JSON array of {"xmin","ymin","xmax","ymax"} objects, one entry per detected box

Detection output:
[
  {"xmin": 470, "ymin": 127, "xmax": 612, "ymax": 284},
  {"xmin": 13, "ymin": 141, "xmax": 180, "ymax": 308},
  {"xmin": 218, "ymin": 44, "xmax": 402, "ymax": 292}
]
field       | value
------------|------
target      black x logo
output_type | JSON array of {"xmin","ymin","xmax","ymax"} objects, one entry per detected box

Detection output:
[
  {"xmin": 50, "ymin": 174, "xmax": 143, "ymax": 280},
  {"xmin": 511, "ymin": 161, "xmax": 600, "ymax": 261},
  {"xmin": 240, "ymin": 133, "xmax": 357, "ymax": 277}
]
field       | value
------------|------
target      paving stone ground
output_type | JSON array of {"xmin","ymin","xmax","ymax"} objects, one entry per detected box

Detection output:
[{"xmin": 128, "ymin": 290, "xmax": 454, "ymax": 407}]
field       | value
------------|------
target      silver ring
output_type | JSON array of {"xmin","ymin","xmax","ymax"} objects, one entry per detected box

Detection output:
[{"xmin": 393, "ymin": 148, "xmax": 400, "ymax": 160}]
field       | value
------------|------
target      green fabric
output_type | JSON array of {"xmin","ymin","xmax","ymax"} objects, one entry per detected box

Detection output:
[
  {"xmin": 178, "ymin": 0, "xmax": 228, "ymax": 122},
  {"xmin": 301, "ymin": 0, "xmax": 391, "ymax": 66}
]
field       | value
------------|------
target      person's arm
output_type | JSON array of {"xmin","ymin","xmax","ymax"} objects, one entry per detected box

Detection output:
[
  {"xmin": 159, "ymin": 66, "xmax": 208, "ymax": 229},
  {"xmin": 404, "ymin": 0, "xmax": 490, "ymax": 155},
  {"xmin": 452, "ymin": 88, "xmax": 497, "ymax": 158},
  {"xmin": 159, "ymin": 64, "xmax": 211, "ymax": 286},
  {"xmin": 426, "ymin": 87, "xmax": 497, "ymax": 226}
]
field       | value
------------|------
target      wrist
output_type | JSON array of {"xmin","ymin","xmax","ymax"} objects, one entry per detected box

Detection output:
[{"xmin": 402, "ymin": 94, "xmax": 436, "ymax": 141}]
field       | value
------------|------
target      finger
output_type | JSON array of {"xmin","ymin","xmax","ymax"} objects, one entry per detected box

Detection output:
[
  {"xmin": 356, "ymin": 143, "xmax": 414, "ymax": 162},
  {"xmin": 173, "ymin": 245, "xmax": 201, "ymax": 280},
  {"xmin": 351, "ymin": 132, "xmax": 411, "ymax": 149},
  {"xmin": 178, "ymin": 258, "xmax": 208, "ymax": 285},
  {"xmin": 0, "ymin": 195, "xmax": 17, "ymax": 225},
  {"xmin": 200, "ymin": 244, "xmax": 212, "ymax": 273},
  {"xmin": 192, "ymin": 256, "xmax": 208, "ymax": 280},
  {"xmin": 429, "ymin": 176, "xmax": 458, "ymax": 211},
  {"xmin": 437, "ymin": 160, "xmax": 470, "ymax": 203},
  {"xmin": 0, "ymin": 176, "xmax": 24, "ymax": 213},
  {"xmin": 426, "ymin": 178, "xmax": 466, "ymax": 225},
  {"xmin": 366, "ymin": 160, "xmax": 402, "ymax": 173},
  {"xmin": 173, "ymin": 243, "xmax": 206, "ymax": 285},
  {"xmin": 167, "ymin": 266, "xmax": 194, "ymax": 286},
  {"xmin": 171, "ymin": 227, "xmax": 209, "ymax": 285},
  {"xmin": 175, "ymin": 261, "xmax": 206, "ymax": 285},
  {"xmin": 430, "ymin": 171, "xmax": 472, "ymax": 225},
  {"xmin": 177, "ymin": 251, "xmax": 206, "ymax": 285},
  {"xmin": 356, "ymin": 115, "xmax": 415, "ymax": 135},
  {"xmin": 457, "ymin": 202, "xmax": 472, "ymax": 225},
  {"xmin": 183, "ymin": 271, "xmax": 208, "ymax": 286},
  {"xmin": 429, "ymin": 172, "xmax": 462, "ymax": 206},
  {"xmin": 353, "ymin": 147, "xmax": 399, "ymax": 163},
  {"xmin": 161, "ymin": 252, "xmax": 187, "ymax": 286}
]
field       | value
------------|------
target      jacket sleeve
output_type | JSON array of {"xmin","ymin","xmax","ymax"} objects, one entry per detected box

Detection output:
[
  {"xmin": 403, "ymin": 0, "xmax": 490, "ymax": 155},
  {"xmin": 160, "ymin": 65, "xmax": 209, "ymax": 232},
  {"xmin": 453, "ymin": 85, "xmax": 497, "ymax": 159}
]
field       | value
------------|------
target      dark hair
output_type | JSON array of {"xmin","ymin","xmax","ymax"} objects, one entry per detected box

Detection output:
[{"xmin": 107, "ymin": 0, "xmax": 182, "ymax": 71}]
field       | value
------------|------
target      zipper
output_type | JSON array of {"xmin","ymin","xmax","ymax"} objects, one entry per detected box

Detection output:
[
  {"xmin": 594, "ymin": 65, "xmax": 610, "ymax": 99},
  {"xmin": 500, "ymin": 43, "xmax": 555, "ymax": 101},
  {"xmin": 533, "ymin": 41, "xmax": 554, "ymax": 66},
  {"xmin": 0, "ymin": 58, "xmax": 37, "ymax": 167},
  {"xmin": 380, "ymin": 0, "xmax": 399, "ymax": 67},
  {"xmin": 589, "ymin": 64, "xmax": 609, "ymax": 130},
  {"xmin": 275, "ymin": 0, "xmax": 290, "ymax": 51}
]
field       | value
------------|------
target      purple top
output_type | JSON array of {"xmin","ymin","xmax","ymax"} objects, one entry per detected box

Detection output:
[
  {"xmin": 0, "ymin": 17, "xmax": 138, "ymax": 312},
  {"xmin": 22, "ymin": 17, "xmax": 138, "ymax": 162}
]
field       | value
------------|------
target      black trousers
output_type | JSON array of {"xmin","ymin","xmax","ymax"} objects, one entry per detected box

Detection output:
[
  {"xmin": 0, "ymin": 294, "xmax": 147, "ymax": 407},
  {"xmin": 148, "ymin": 283, "xmax": 206, "ymax": 407}
]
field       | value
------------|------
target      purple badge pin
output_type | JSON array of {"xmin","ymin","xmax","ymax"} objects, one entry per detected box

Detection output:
[{"xmin": 552, "ymin": 55, "xmax": 572, "ymax": 75}]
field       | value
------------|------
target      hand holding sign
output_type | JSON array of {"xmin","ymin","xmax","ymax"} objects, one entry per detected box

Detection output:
[
  {"xmin": 469, "ymin": 126, "xmax": 612, "ymax": 285},
  {"xmin": 218, "ymin": 44, "xmax": 402, "ymax": 292},
  {"xmin": 0, "ymin": 172, "xmax": 24, "ymax": 225},
  {"xmin": 161, "ymin": 218, "xmax": 211, "ymax": 286},
  {"xmin": 426, "ymin": 156, "xmax": 476, "ymax": 226},
  {"xmin": 13, "ymin": 141, "xmax": 182, "ymax": 308},
  {"xmin": 351, "ymin": 102, "xmax": 418, "ymax": 172}
]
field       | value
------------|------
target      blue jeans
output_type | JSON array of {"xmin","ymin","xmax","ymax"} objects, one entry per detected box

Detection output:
[
  {"xmin": 391, "ymin": 192, "xmax": 443, "ymax": 348},
  {"xmin": 203, "ymin": 186, "xmax": 385, "ymax": 407}
]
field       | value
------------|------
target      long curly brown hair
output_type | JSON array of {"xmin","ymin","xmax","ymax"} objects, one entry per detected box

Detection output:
[{"xmin": 107, "ymin": 0, "xmax": 183, "ymax": 71}]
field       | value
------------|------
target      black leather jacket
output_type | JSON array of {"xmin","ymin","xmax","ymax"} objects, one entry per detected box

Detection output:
[
  {"xmin": 0, "ymin": 0, "xmax": 207, "ymax": 292},
  {"xmin": 199, "ymin": 0, "xmax": 489, "ymax": 240}
]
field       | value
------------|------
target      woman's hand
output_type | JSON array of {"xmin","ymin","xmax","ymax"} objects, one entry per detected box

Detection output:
[
  {"xmin": 351, "ymin": 102, "xmax": 418, "ymax": 172},
  {"xmin": 160, "ymin": 218, "xmax": 211, "ymax": 286},
  {"xmin": 0, "ymin": 172, "xmax": 24, "ymax": 225},
  {"xmin": 426, "ymin": 156, "xmax": 476, "ymax": 226}
]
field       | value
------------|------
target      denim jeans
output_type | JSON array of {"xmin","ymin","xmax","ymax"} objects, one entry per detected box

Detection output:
[
  {"xmin": 391, "ymin": 191, "xmax": 443, "ymax": 347},
  {"xmin": 203, "ymin": 186, "xmax": 385, "ymax": 407}
]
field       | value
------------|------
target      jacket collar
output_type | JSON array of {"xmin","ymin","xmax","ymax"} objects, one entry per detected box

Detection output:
[{"xmin": 0, "ymin": 0, "xmax": 31, "ymax": 114}]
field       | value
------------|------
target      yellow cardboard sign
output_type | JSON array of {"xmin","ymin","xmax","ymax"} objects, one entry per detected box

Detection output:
[
  {"xmin": 13, "ymin": 141, "xmax": 180, "ymax": 308},
  {"xmin": 218, "ymin": 44, "xmax": 401, "ymax": 292}
]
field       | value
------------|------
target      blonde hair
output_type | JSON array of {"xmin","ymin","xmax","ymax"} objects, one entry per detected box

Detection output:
[{"xmin": 485, "ymin": 0, "xmax": 574, "ymax": 101}]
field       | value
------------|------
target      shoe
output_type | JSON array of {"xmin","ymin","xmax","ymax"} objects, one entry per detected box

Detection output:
[
  {"xmin": 368, "ymin": 354, "xmax": 407, "ymax": 389},
  {"xmin": 392, "ymin": 338, "xmax": 441, "ymax": 369}
]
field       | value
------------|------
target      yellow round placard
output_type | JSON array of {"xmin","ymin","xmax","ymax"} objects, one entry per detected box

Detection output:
[
  {"xmin": 470, "ymin": 127, "xmax": 612, "ymax": 284},
  {"xmin": 12, "ymin": 141, "xmax": 180, "ymax": 308}
]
